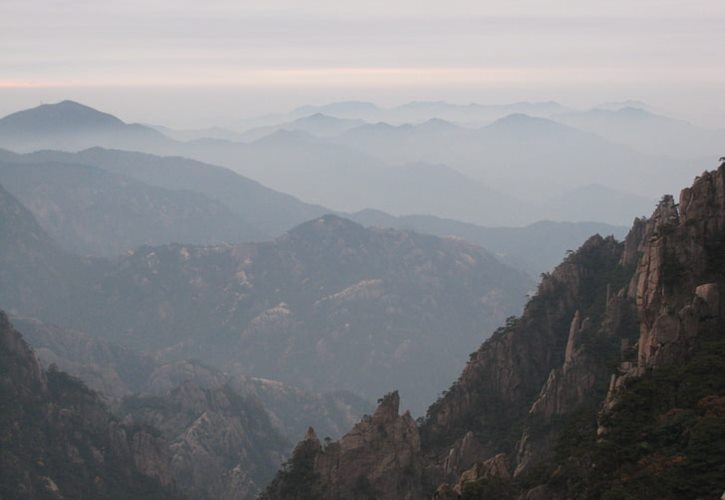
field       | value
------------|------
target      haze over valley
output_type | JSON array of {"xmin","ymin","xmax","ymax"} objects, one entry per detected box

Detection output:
[{"xmin": 2, "ymin": 1, "xmax": 724, "ymax": 498}]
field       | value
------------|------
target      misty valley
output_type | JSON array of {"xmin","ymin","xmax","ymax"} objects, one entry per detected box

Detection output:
[{"xmin": 0, "ymin": 94, "xmax": 723, "ymax": 500}]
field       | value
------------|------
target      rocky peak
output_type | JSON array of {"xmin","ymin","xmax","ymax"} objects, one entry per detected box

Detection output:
[
  {"xmin": 620, "ymin": 216, "xmax": 647, "ymax": 267},
  {"xmin": 372, "ymin": 390, "xmax": 402, "ymax": 421},
  {"xmin": 679, "ymin": 166, "xmax": 725, "ymax": 229},
  {"xmin": 629, "ymin": 163, "xmax": 725, "ymax": 369},
  {"xmin": 421, "ymin": 232, "xmax": 623, "ymax": 457},
  {"xmin": 262, "ymin": 389, "xmax": 424, "ymax": 499},
  {"xmin": 303, "ymin": 426, "xmax": 321, "ymax": 444}
]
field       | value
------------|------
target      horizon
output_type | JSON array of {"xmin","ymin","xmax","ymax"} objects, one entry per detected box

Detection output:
[
  {"xmin": 3, "ymin": 0, "xmax": 725, "ymax": 128},
  {"xmin": 1, "ymin": 95, "xmax": 722, "ymax": 133}
]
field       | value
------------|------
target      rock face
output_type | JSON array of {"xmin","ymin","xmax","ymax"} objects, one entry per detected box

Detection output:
[
  {"xmin": 0, "ymin": 311, "xmax": 175, "ymax": 499},
  {"xmin": 121, "ymin": 381, "xmax": 290, "ymax": 500},
  {"xmin": 630, "ymin": 166, "xmax": 725, "ymax": 368},
  {"xmin": 421, "ymin": 234, "xmax": 625, "ymax": 467},
  {"xmin": 263, "ymin": 162, "xmax": 725, "ymax": 499},
  {"xmin": 262, "ymin": 391, "xmax": 426, "ymax": 500}
]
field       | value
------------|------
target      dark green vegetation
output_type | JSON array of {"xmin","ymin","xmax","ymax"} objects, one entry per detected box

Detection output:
[
  {"xmin": 0, "ymin": 312, "xmax": 175, "ymax": 499},
  {"xmin": 554, "ymin": 334, "xmax": 725, "ymax": 499},
  {"xmin": 263, "ymin": 438, "xmax": 323, "ymax": 500},
  {"xmin": 462, "ymin": 333, "xmax": 725, "ymax": 500}
]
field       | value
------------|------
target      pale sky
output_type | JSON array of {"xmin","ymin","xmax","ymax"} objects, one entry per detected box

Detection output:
[{"xmin": 2, "ymin": 0, "xmax": 725, "ymax": 127}]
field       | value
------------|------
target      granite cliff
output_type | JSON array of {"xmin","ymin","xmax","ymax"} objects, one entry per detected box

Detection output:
[{"xmin": 264, "ymin": 162, "xmax": 725, "ymax": 499}]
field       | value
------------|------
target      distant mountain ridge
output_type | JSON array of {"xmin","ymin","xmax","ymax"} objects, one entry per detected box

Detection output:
[
  {"xmin": 350, "ymin": 209, "xmax": 628, "ymax": 277},
  {"xmin": 286, "ymin": 100, "xmax": 571, "ymax": 125},
  {"xmin": 0, "ymin": 147, "xmax": 330, "ymax": 248},
  {"xmin": 0, "ymin": 101, "xmax": 681, "ymax": 226},
  {"xmin": 0, "ymin": 100, "xmax": 168, "ymax": 152},
  {"xmin": 239, "ymin": 113, "xmax": 365, "ymax": 142},
  {"xmin": 554, "ymin": 106, "xmax": 725, "ymax": 159},
  {"xmin": 0, "ymin": 157, "xmax": 266, "ymax": 256}
]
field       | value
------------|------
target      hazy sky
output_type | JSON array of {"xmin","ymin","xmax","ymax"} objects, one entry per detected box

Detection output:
[{"xmin": 2, "ymin": 0, "xmax": 725, "ymax": 127}]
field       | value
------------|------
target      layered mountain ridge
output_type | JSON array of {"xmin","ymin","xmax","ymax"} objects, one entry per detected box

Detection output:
[
  {"xmin": 0, "ymin": 101, "xmax": 681, "ymax": 226},
  {"xmin": 0, "ymin": 184, "xmax": 531, "ymax": 414}
]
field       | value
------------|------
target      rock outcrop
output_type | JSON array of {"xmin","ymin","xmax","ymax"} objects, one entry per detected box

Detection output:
[
  {"xmin": 262, "ymin": 391, "xmax": 426, "ymax": 500},
  {"xmin": 121, "ymin": 381, "xmax": 290, "ymax": 500}
]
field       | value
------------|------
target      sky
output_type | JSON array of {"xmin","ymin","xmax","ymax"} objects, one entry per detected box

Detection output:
[{"xmin": 2, "ymin": 0, "xmax": 725, "ymax": 128}]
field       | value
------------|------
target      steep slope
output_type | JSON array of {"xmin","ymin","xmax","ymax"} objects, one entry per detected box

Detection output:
[
  {"xmin": 0, "ymin": 311, "xmax": 175, "ymax": 499},
  {"xmin": 11, "ymin": 315, "xmax": 160, "ymax": 400},
  {"xmin": 263, "ymin": 161, "xmax": 725, "ymax": 499},
  {"xmin": 120, "ymin": 382, "xmax": 290, "ymax": 499},
  {"xmin": 0, "ymin": 159, "xmax": 264, "ymax": 256},
  {"xmin": 1, "ymin": 313, "xmax": 298, "ymax": 500}
]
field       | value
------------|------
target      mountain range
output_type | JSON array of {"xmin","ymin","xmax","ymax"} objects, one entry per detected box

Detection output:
[
  {"xmin": 554, "ymin": 106, "xmax": 725, "ymax": 160},
  {"xmin": 0, "ymin": 143, "xmax": 629, "ymax": 281},
  {"xmin": 349, "ymin": 210, "xmax": 627, "ymax": 277},
  {"xmin": 0, "ymin": 147, "xmax": 329, "ymax": 243},
  {"xmin": 0, "ymin": 183, "xmax": 532, "ymax": 414},
  {"xmin": 0, "ymin": 100, "xmax": 697, "ymax": 226},
  {"xmin": 1, "ymin": 95, "xmax": 723, "ymax": 499}
]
